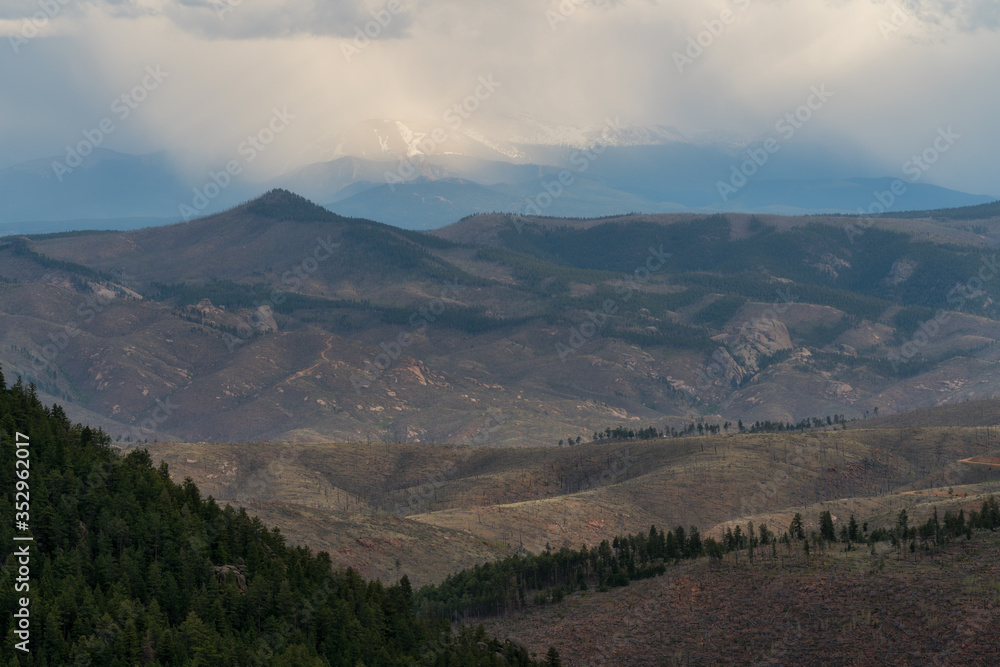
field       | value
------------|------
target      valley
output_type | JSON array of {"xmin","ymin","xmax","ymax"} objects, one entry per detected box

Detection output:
[{"xmin": 133, "ymin": 401, "xmax": 1000, "ymax": 584}]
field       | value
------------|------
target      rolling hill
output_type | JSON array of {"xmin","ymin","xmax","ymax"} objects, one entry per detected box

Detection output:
[{"xmin": 133, "ymin": 399, "xmax": 1000, "ymax": 582}]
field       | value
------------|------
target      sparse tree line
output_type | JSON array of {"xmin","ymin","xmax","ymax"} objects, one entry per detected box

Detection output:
[
  {"xmin": 571, "ymin": 412, "xmax": 857, "ymax": 445},
  {"xmin": 417, "ymin": 498, "xmax": 1000, "ymax": 624},
  {"xmin": 774, "ymin": 501, "xmax": 1000, "ymax": 558}
]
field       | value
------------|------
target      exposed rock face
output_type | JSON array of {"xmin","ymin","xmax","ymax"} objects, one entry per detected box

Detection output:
[
  {"xmin": 213, "ymin": 563, "xmax": 248, "ymax": 591},
  {"xmin": 245, "ymin": 304, "xmax": 278, "ymax": 333},
  {"xmin": 693, "ymin": 321, "xmax": 794, "ymax": 397},
  {"xmin": 811, "ymin": 253, "xmax": 852, "ymax": 280},
  {"xmin": 195, "ymin": 298, "xmax": 224, "ymax": 316},
  {"xmin": 189, "ymin": 300, "xmax": 278, "ymax": 334},
  {"xmin": 40, "ymin": 272, "xmax": 143, "ymax": 302},
  {"xmin": 886, "ymin": 258, "xmax": 917, "ymax": 285},
  {"xmin": 825, "ymin": 380, "xmax": 854, "ymax": 399},
  {"xmin": 701, "ymin": 347, "xmax": 749, "ymax": 389},
  {"xmin": 400, "ymin": 358, "xmax": 447, "ymax": 387},
  {"xmin": 726, "ymin": 318, "xmax": 793, "ymax": 374}
]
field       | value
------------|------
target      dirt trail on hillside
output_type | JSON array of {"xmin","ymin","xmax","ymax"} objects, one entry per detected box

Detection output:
[
  {"xmin": 284, "ymin": 335, "xmax": 335, "ymax": 385},
  {"xmin": 900, "ymin": 489, "xmax": 961, "ymax": 497},
  {"xmin": 959, "ymin": 456, "xmax": 1000, "ymax": 467}
]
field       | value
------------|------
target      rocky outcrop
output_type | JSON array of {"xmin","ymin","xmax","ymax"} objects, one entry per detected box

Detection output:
[
  {"xmin": 725, "ymin": 318, "xmax": 793, "ymax": 374},
  {"xmin": 811, "ymin": 253, "xmax": 851, "ymax": 280},
  {"xmin": 243, "ymin": 304, "xmax": 278, "ymax": 333},
  {"xmin": 700, "ymin": 347, "xmax": 749, "ymax": 389},
  {"xmin": 189, "ymin": 300, "xmax": 278, "ymax": 334},
  {"xmin": 213, "ymin": 559, "xmax": 248, "ymax": 591},
  {"xmin": 400, "ymin": 358, "xmax": 447, "ymax": 387},
  {"xmin": 195, "ymin": 298, "xmax": 224, "ymax": 316},
  {"xmin": 886, "ymin": 258, "xmax": 917, "ymax": 285}
]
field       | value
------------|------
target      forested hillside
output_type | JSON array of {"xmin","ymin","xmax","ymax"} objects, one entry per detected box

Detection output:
[{"xmin": 0, "ymin": 371, "xmax": 545, "ymax": 665}]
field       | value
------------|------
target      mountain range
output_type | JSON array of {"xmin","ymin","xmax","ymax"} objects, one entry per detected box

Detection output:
[
  {"xmin": 1, "ymin": 118, "xmax": 994, "ymax": 233},
  {"xmin": 3, "ymin": 189, "xmax": 1000, "ymax": 446}
]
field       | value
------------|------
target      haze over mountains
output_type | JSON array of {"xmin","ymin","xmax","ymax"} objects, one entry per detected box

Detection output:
[{"xmin": 1, "ymin": 118, "xmax": 994, "ymax": 234}]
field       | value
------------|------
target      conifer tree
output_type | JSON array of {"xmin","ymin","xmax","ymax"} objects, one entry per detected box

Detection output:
[{"xmin": 819, "ymin": 511, "xmax": 836, "ymax": 542}]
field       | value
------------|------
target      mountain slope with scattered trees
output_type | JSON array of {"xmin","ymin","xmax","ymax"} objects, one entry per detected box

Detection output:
[{"xmin": 0, "ymin": 372, "xmax": 545, "ymax": 665}]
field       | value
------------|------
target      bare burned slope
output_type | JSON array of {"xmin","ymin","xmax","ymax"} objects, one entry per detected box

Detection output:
[
  {"xmin": 141, "ymin": 421, "xmax": 1000, "ymax": 583},
  {"xmin": 485, "ymin": 531, "xmax": 1000, "ymax": 666},
  {"xmin": 850, "ymin": 397, "xmax": 1000, "ymax": 430}
]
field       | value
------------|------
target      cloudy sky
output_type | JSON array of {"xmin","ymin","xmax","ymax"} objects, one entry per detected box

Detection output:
[{"xmin": 1, "ymin": 0, "xmax": 997, "ymax": 194}]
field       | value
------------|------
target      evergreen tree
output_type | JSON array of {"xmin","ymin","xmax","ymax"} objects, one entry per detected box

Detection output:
[
  {"xmin": 848, "ymin": 514, "xmax": 860, "ymax": 542},
  {"xmin": 819, "ymin": 511, "xmax": 836, "ymax": 542},
  {"xmin": 687, "ymin": 526, "xmax": 702, "ymax": 558},
  {"xmin": 789, "ymin": 513, "xmax": 805, "ymax": 540},
  {"xmin": 897, "ymin": 509, "xmax": 910, "ymax": 540}
]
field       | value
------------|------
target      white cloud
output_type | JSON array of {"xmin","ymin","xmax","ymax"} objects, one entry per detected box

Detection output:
[
  {"xmin": 865, "ymin": 0, "xmax": 1000, "ymax": 33},
  {"xmin": 0, "ymin": 0, "xmax": 996, "ymax": 195},
  {"xmin": 13, "ymin": 0, "xmax": 419, "ymax": 39}
]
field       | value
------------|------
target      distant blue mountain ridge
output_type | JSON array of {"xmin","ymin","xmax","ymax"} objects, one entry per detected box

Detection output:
[{"xmin": 0, "ymin": 146, "xmax": 994, "ymax": 234}]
